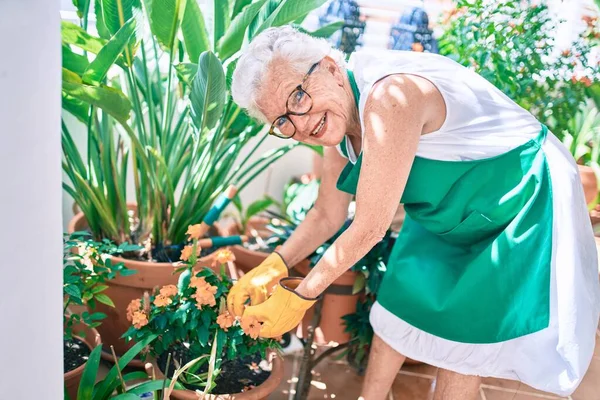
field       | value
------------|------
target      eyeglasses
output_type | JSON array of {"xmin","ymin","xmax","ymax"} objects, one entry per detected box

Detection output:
[{"xmin": 268, "ymin": 62, "xmax": 319, "ymax": 139}]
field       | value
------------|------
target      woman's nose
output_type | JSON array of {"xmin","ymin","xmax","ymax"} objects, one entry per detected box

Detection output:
[{"xmin": 289, "ymin": 114, "xmax": 311, "ymax": 136}]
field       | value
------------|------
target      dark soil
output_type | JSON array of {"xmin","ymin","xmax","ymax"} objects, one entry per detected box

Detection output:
[
  {"xmin": 157, "ymin": 344, "xmax": 271, "ymax": 394},
  {"xmin": 64, "ymin": 338, "xmax": 91, "ymax": 373}
]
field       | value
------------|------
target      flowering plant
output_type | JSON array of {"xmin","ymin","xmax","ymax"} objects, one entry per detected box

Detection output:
[
  {"xmin": 123, "ymin": 224, "xmax": 279, "ymax": 392},
  {"xmin": 63, "ymin": 232, "xmax": 138, "ymax": 342}
]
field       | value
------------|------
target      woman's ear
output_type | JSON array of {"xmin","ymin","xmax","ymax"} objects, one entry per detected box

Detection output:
[{"xmin": 321, "ymin": 56, "xmax": 344, "ymax": 86}]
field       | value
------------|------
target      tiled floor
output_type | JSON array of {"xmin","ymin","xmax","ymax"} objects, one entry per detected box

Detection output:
[{"xmin": 268, "ymin": 329, "xmax": 600, "ymax": 400}]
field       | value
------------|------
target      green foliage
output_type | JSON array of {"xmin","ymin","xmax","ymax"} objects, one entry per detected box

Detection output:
[
  {"xmin": 63, "ymin": 232, "xmax": 139, "ymax": 342},
  {"xmin": 438, "ymin": 0, "xmax": 599, "ymax": 137},
  {"xmin": 61, "ymin": 0, "xmax": 330, "ymax": 259},
  {"xmin": 123, "ymin": 239, "xmax": 279, "ymax": 393},
  {"xmin": 70, "ymin": 335, "xmax": 175, "ymax": 400}
]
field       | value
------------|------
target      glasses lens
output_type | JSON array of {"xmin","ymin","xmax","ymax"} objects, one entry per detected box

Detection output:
[
  {"xmin": 287, "ymin": 88, "xmax": 312, "ymax": 114},
  {"xmin": 271, "ymin": 116, "xmax": 295, "ymax": 139}
]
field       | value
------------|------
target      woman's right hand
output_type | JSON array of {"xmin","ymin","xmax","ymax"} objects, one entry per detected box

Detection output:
[{"xmin": 226, "ymin": 252, "xmax": 289, "ymax": 317}]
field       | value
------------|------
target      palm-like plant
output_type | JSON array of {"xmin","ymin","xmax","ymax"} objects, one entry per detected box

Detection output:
[{"xmin": 61, "ymin": 0, "xmax": 331, "ymax": 260}]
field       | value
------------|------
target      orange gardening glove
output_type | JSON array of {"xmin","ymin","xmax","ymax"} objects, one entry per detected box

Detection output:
[
  {"xmin": 227, "ymin": 252, "xmax": 288, "ymax": 317},
  {"xmin": 242, "ymin": 277, "xmax": 318, "ymax": 339}
]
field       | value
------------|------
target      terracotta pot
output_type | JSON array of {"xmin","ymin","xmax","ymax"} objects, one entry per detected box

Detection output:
[
  {"xmin": 292, "ymin": 259, "xmax": 360, "ymax": 346},
  {"xmin": 220, "ymin": 218, "xmax": 270, "ymax": 275},
  {"xmin": 578, "ymin": 165, "xmax": 598, "ymax": 206},
  {"xmin": 64, "ymin": 322, "xmax": 102, "ymax": 399},
  {"xmin": 68, "ymin": 211, "xmax": 227, "ymax": 366},
  {"xmin": 145, "ymin": 350, "xmax": 283, "ymax": 399}
]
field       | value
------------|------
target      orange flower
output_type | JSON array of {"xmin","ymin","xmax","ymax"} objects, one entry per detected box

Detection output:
[
  {"xmin": 180, "ymin": 244, "xmax": 201, "ymax": 261},
  {"xmin": 216, "ymin": 311, "xmax": 235, "ymax": 331},
  {"xmin": 159, "ymin": 284, "xmax": 178, "ymax": 297},
  {"xmin": 126, "ymin": 299, "xmax": 142, "ymax": 322},
  {"xmin": 411, "ymin": 42, "xmax": 424, "ymax": 52},
  {"xmin": 153, "ymin": 294, "xmax": 172, "ymax": 307},
  {"xmin": 186, "ymin": 224, "xmax": 204, "ymax": 240},
  {"xmin": 212, "ymin": 249, "xmax": 236, "ymax": 267},
  {"xmin": 240, "ymin": 315, "xmax": 261, "ymax": 339},
  {"xmin": 132, "ymin": 311, "xmax": 148, "ymax": 329},
  {"xmin": 192, "ymin": 290, "xmax": 216, "ymax": 309},
  {"xmin": 190, "ymin": 275, "xmax": 209, "ymax": 289}
]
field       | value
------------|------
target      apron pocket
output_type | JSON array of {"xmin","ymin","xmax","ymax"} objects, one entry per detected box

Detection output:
[{"xmin": 438, "ymin": 211, "xmax": 493, "ymax": 245}]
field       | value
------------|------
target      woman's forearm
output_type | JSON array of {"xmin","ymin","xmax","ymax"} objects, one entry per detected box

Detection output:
[
  {"xmin": 276, "ymin": 205, "xmax": 345, "ymax": 268},
  {"xmin": 294, "ymin": 222, "xmax": 384, "ymax": 298}
]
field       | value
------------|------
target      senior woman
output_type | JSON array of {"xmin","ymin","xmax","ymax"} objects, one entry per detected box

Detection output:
[{"xmin": 226, "ymin": 26, "xmax": 600, "ymax": 399}]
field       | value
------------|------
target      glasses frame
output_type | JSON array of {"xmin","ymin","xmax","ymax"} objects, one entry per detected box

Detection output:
[{"xmin": 268, "ymin": 61, "xmax": 320, "ymax": 139}]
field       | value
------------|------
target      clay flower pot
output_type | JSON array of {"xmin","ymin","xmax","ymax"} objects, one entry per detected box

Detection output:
[
  {"xmin": 292, "ymin": 259, "xmax": 360, "ymax": 346},
  {"xmin": 145, "ymin": 350, "xmax": 283, "ymax": 399},
  {"xmin": 578, "ymin": 165, "xmax": 598, "ymax": 206},
  {"xmin": 64, "ymin": 322, "xmax": 102, "ymax": 400},
  {"xmin": 68, "ymin": 211, "xmax": 228, "ymax": 366}
]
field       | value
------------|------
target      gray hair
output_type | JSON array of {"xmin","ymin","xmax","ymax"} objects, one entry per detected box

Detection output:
[{"xmin": 231, "ymin": 25, "xmax": 346, "ymax": 123}]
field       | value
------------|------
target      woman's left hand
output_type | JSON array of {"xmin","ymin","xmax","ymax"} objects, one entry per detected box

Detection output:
[{"xmin": 241, "ymin": 277, "xmax": 318, "ymax": 338}]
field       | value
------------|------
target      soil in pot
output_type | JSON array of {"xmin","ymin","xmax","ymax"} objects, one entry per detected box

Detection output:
[
  {"xmin": 64, "ymin": 338, "xmax": 91, "ymax": 373},
  {"xmin": 157, "ymin": 344, "xmax": 271, "ymax": 394}
]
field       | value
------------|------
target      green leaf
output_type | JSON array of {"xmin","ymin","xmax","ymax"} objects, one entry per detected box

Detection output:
[
  {"xmin": 100, "ymin": 0, "xmax": 142, "ymax": 36},
  {"xmin": 352, "ymin": 273, "xmax": 365, "ymax": 295},
  {"xmin": 61, "ymin": 21, "xmax": 107, "ymax": 54},
  {"xmin": 82, "ymin": 17, "xmax": 137, "ymax": 85},
  {"xmin": 62, "ymin": 92, "xmax": 91, "ymax": 123},
  {"xmin": 125, "ymin": 379, "xmax": 172, "ymax": 394},
  {"xmin": 245, "ymin": 196, "xmax": 275, "ymax": 221},
  {"xmin": 110, "ymin": 394, "xmax": 140, "ymax": 399},
  {"xmin": 72, "ymin": 0, "xmax": 91, "ymax": 19},
  {"xmin": 62, "ymin": 80, "xmax": 132, "ymax": 124},
  {"xmin": 95, "ymin": 0, "xmax": 112, "ymax": 39},
  {"xmin": 190, "ymin": 51, "xmax": 226, "ymax": 132},
  {"xmin": 218, "ymin": 0, "xmax": 268, "ymax": 60},
  {"xmin": 232, "ymin": 0, "xmax": 253, "ymax": 19},
  {"xmin": 62, "ymin": 45, "xmax": 90, "ymax": 76},
  {"xmin": 119, "ymin": 268, "xmax": 138, "ymax": 276},
  {"xmin": 255, "ymin": 0, "xmax": 328, "ymax": 35},
  {"xmin": 149, "ymin": 0, "xmax": 184, "ymax": 51},
  {"xmin": 95, "ymin": 293, "xmax": 115, "ymax": 307},
  {"xmin": 213, "ymin": 0, "xmax": 230, "ymax": 49},
  {"xmin": 175, "ymin": 62, "xmax": 198, "ymax": 85},
  {"xmin": 303, "ymin": 20, "xmax": 344, "ymax": 39},
  {"xmin": 64, "ymin": 284, "xmax": 82, "ymax": 300},
  {"xmin": 181, "ymin": 0, "xmax": 210, "ymax": 62},
  {"xmin": 77, "ymin": 345, "xmax": 102, "ymax": 400},
  {"xmin": 91, "ymin": 284, "xmax": 109, "ymax": 294}
]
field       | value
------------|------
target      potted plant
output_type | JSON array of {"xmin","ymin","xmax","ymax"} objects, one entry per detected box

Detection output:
[
  {"xmin": 63, "ymin": 232, "xmax": 137, "ymax": 399},
  {"xmin": 61, "ymin": 0, "xmax": 329, "ymax": 358},
  {"xmin": 67, "ymin": 335, "xmax": 174, "ymax": 399},
  {"xmin": 123, "ymin": 224, "xmax": 283, "ymax": 398}
]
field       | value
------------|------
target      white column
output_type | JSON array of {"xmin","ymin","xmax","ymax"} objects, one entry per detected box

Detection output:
[{"xmin": 0, "ymin": 0, "xmax": 63, "ymax": 398}]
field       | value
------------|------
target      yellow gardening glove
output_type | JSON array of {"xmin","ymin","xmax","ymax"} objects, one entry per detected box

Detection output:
[
  {"xmin": 227, "ymin": 252, "xmax": 288, "ymax": 317},
  {"xmin": 242, "ymin": 277, "xmax": 318, "ymax": 339}
]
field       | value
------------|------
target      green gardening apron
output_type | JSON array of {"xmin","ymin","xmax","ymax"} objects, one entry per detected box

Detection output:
[{"xmin": 337, "ymin": 70, "xmax": 553, "ymax": 344}]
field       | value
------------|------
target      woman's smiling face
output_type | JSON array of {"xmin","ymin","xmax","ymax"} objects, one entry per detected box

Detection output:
[{"xmin": 255, "ymin": 56, "xmax": 354, "ymax": 147}]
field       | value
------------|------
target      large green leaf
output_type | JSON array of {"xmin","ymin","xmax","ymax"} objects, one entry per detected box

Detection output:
[
  {"xmin": 95, "ymin": 0, "xmax": 112, "ymax": 39},
  {"xmin": 149, "ymin": 0, "xmax": 184, "ymax": 51},
  {"xmin": 213, "ymin": 0, "xmax": 230, "ymax": 49},
  {"xmin": 62, "ymin": 45, "xmax": 90, "ymax": 76},
  {"xmin": 181, "ymin": 0, "xmax": 210, "ymax": 62},
  {"xmin": 301, "ymin": 20, "xmax": 343, "ymax": 38},
  {"xmin": 82, "ymin": 17, "xmax": 137, "ymax": 85},
  {"xmin": 174, "ymin": 62, "xmax": 197, "ymax": 85},
  {"xmin": 231, "ymin": 0, "xmax": 253, "ymax": 19},
  {"xmin": 256, "ymin": 0, "xmax": 328, "ymax": 35},
  {"xmin": 190, "ymin": 51, "xmax": 226, "ymax": 132},
  {"xmin": 62, "ymin": 21, "xmax": 106, "ymax": 54},
  {"xmin": 62, "ymin": 93, "xmax": 91, "ymax": 123},
  {"xmin": 218, "ymin": 0, "xmax": 268, "ymax": 60},
  {"xmin": 76, "ymin": 345, "xmax": 102, "ymax": 400},
  {"xmin": 62, "ymin": 78, "xmax": 132, "ymax": 124},
  {"xmin": 99, "ymin": 0, "xmax": 143, "ymax": 64}
]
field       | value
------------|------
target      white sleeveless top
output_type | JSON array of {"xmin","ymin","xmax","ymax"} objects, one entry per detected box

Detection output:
[{"xmin": 338, "ymin": 48, "xmax": 543, "ymax": 163}]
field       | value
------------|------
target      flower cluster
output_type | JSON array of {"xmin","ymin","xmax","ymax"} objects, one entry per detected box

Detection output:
[{"xmin": 123, "ymin": 223, "xmax": 278, "ymax": 364}]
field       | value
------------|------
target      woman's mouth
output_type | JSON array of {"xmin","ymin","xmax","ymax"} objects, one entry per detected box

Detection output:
[{"xmin": 310, "ymin": 112, "xmax": 327, "ymax": 139}]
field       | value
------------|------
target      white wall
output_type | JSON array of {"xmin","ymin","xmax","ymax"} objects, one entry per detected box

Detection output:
[{"xmin": 0, "ymin": 0, "xmax": 63, "ymax": 398}]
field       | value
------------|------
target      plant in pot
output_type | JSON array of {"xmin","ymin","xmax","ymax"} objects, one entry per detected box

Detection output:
[
  {"xmin": 123, "ymin": 225, "xmax": 283, "ymax": 399},
  {"xmin": 438, "ymin": 0, "xmax": 599, "ymax": 138},
  {"xmin": 67, "ymin": 335, "xmax": 175, "ymax": 399},
  {"xmin": 61, "ymin": 0, "xmax": 329, "ymax": 359},
  {"xmin": 63, "ymin": 231, "xmax": 138, "ymax": 399}
]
